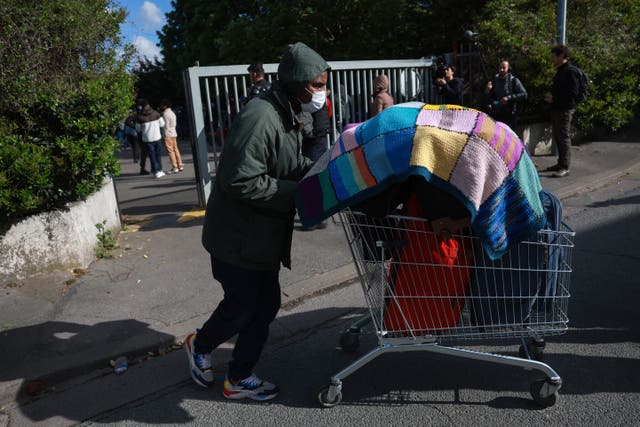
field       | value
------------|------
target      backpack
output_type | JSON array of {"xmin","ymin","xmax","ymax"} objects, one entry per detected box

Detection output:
[{"xmin": 572, "ymin": 65, "xmax": 589, "ymax": 103}]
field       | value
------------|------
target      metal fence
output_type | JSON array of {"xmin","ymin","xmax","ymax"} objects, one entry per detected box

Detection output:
[{"xmin": 183, "ymin": 58, "xmax": 439, "ymax": 207}]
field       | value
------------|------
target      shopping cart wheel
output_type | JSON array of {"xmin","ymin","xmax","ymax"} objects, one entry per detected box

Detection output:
[
  {"xmin": 339, "ymin": 330, "xmax": 360, "ymax": 353},
  {"xmin": 529, "ymin": 379, "xmax": 559, "ymax": 408},
  {"xmin": 519, "ymin": 338, "xmax": 545, "ymax": 361},
  {"xmin": 318, "ymin": 386, "xmax": 342, "ymax": 407}
]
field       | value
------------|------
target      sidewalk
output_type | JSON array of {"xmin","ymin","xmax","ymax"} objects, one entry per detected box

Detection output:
[{"xmin": 1, "ymin": 136, "xmax": 639, "ymax": 407}]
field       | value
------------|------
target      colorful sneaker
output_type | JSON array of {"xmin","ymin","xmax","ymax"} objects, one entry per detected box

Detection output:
[
  {"xmin": 185, "ymin": 333, "xmax": 214, "ymax": 388},
  {"xmin": 223, "ymin": 374, "xmax": 279, "ymax": 401}
]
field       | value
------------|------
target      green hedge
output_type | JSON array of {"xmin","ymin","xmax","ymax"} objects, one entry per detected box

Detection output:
[
  {"xmin": 0, "ymin": 1, "xmax": 135, "ymax": 226},
  {"xmin": 477, "ymin": 0, "xmax": 640, "ymax": 132}
]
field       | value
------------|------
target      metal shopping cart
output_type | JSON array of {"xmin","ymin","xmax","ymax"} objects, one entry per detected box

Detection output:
[{"xmin": 318, "ymin": 209, "xmax": 575, "ymax": 408}]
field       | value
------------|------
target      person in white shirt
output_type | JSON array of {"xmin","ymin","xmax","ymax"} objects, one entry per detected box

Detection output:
[
  {"xmin": 159, "ymin": 99, "xmax": 184, "ymax": 173},
  {"xmin": 135, "ymin": 98, "xmax": 166, "ymax": 178}
]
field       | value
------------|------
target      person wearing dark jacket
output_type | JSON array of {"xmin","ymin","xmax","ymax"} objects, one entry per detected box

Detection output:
[
  {"xmin": 544, "ymin": 44, "xmax": 581, "ymax": 177},
  {"xmin": 300, "ymin": 92, "xmax": 331, "ymax": 231},
  {"xmin": 185, "ymin": 42, "xmax": 328, "ymax": 401},
  {"xmin": 484, "ymin": 60, "xmax": 527, "ymax": 129},
  {"xmin": 302, "ymin": 95, "xmax": 331, "ymax": 163},
  {"xmin": 245, "ymin": 62, "xmax": 271, "ymax": 104},
  {"xmin": 435, "ymin": 65, "xmax": 464, "ymax": 105}
]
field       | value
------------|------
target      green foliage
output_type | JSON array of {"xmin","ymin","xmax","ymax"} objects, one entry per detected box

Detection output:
[
  {"xmin": 158, "ymin": 0, "xmax": 485, "ymax": 72},
  {"xmin": 154, "ymin": 0, "xmax": 488, "ymax": 105},
  {"xmin": 150, "ymin": 0, "xmax": 639, "ymax": 134},
  {"xmin": 477, "ymin": 0, "xmax": 640, "ymax": 131},
  {"xmin": 0, "ymin": 0, "xmax": 135, "ymax": 224},
  {"xmin": 134, "ymin": 58, "xmax": 180, "ymax": 108},
  {"xmin": 95, "ymin": 219, "xmax": 118, "ymax": 259}
]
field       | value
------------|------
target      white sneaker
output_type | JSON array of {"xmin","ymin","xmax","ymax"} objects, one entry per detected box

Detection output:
[{"xmin": 154, "ymin": 171, "xmax": 165, "ymax": 178}]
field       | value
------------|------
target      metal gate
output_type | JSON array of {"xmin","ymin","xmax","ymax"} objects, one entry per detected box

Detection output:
[{"xmin": 183, "ymin": 58, "xmax": 438, "ymax": 207}]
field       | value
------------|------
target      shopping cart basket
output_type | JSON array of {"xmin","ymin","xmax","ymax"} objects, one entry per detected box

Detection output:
[{"xmin": 318, "ymin": 209, "xmax": 575, "ymax": 408}]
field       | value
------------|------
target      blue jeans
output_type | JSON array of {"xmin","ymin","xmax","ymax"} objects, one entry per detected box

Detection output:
[
  {"xmin": 194, "ymin": 256, "xmax": 281, "ymax": 381},
  {"xmin": 145, "ymin": 140, "xmax": 163, "ymax": 173}
]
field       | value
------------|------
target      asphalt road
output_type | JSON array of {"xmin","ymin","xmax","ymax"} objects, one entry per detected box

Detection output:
[{"xmin": 6, "ymin": 162, "xmax": 637, "ymax": 426}]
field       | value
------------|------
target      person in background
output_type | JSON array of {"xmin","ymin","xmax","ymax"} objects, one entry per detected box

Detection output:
[
  {"xmin": 435, "ymin": 65, "xmax": 464, "ymax": 105},
  {"xmin": 185, "ymin": 42, "xmax": 329, "ymax": 401},
  {"xmin": 544, "ymin": 44, "xmax": 580, "ymax": 178},
  {"xmin": 369, "ymin": 74, "xmax": 394, "ymax": 118},
  {"xmin": 245, "ymin": 63, "xmax": 271, "ymax": 103},
  {"xmin": 134, "ymin": 104, "xmax": 151, "ymax": 174},
  {"xmin": 484, "ymin": 60, "xmax": 527, "ymax": 130},
  {"xmin": 335, "ymin": 83, "xmax": 351, "ymax": 130},
  {"xmin": 135, "ymin": 98, "xmax": 165, "ymax": 178},
  {"xmin": 159, "ymin": 99, "xmax": 184, "ymax": 174},
  {"xmin": 300, "ymin": 87, "xmax": 332, "ymax": 231},
  {"xmin": 124, "ymin": 110, "xmax": 143, "ymax": 166}
]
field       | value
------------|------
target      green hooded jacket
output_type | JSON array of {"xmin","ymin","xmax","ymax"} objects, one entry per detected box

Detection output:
[{"xmin": 201, "ymin": 42, "xmax": 330, "ymax": 271}]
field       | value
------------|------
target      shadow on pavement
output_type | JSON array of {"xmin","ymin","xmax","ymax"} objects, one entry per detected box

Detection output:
[
  {"xmin": 0, "ymin": 320, "xmax": 175, "ymax": 394},
  {"xmin": 11, "ymin": 189, "xmax": 640, "ymax": 424}
]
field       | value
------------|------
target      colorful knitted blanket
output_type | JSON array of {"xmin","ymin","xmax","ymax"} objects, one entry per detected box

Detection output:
[{"xmin": 295, "ymin": 103, "xmax": 546, "ymax": 260}]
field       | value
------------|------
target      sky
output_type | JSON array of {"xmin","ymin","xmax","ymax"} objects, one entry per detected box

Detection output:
[{"xmin": 116, "ymin": 0, "xmax": 172, "ymax": 61}]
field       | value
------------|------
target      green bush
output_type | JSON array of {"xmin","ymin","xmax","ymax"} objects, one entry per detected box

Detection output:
[
  {"xmin": 0, "ymin": 0, "xmax": 135, "ymax": 225},
  {"xmin": 477, "ymin": 0, "xmax": 640, "ymax": 132}
]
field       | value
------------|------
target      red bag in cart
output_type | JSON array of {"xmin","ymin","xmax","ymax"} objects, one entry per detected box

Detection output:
[{"xmin": 383, "ymin": 194, "xmax": 472, "ymax": 335}]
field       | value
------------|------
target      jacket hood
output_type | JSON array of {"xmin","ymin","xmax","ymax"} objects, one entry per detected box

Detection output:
[{"xmin": 277, "ymin": 42, "xmax": 330, "ymax": 93}]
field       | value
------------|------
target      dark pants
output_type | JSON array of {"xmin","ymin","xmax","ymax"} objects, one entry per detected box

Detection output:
[
  {"xmin": 127, "ymin": 134, "xmax": 141, "ymax": 163},
  {"xmin": 491, "ymin": 108, "xmax": 516, "ymax": 131},
  {"xmin": 194, "ymin": 257, "xmax": 281, "ymax": 381},
  {"xmin": 551, "ymin": 108, "xmax": 575, "ymax": 169},
  {"xmin": 145, "ymin": 140, "xmax": 163, "ymax": 174},
  {"xmin": 138, "ymin": 136, "xmax": 149, "ymax": 170}
]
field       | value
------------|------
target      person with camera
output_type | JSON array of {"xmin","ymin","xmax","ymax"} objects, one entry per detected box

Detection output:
[
  {"xmin": 434, "ymin": 65, "xmax": 464, "ymax": 105},
  {"xmin": 484, "ymin": 60, "xmax": 527, "ymax": 130}
]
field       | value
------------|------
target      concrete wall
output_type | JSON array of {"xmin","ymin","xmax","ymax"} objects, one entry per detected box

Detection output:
[
  {"xmin": 516, "ymin": 121, "xmax": 557, "ymax": 156},
  {"xmin": 0, "ymin": 178, "xmax": 120, "ymax": 284}
]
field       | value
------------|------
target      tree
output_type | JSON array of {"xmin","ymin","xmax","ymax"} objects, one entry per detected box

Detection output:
[
  {"xmin": 158, "ymin": 0, "xmax": 486, "ymax": 66},
  {"xmin": 477, "ymin": 0, "xmax": 640, "ymax": 131},
  {"xmin": 133, "ymin": 57, "xmax": 180, "ymax": 108},
  {"xmin": 0, "ymin": 0, "xmax": 135, "ymax": 225}
]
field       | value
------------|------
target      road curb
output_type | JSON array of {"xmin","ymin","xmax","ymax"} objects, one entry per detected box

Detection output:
[{"xmin": 554, "ymin": 160, "xmax": 640, "ymax": 200}]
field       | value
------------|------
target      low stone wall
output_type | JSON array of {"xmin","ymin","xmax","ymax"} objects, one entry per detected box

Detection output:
[
  {"xmin": 515, "ymin": 121, "xmax": 556, "ymax": 156},
  {"xmin": 0, "ymin": 178, "xmax": 120, "ymax": 284}
]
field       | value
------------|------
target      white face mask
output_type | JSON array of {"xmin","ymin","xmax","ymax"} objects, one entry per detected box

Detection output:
[{"xmin": 300, "ymin": 88, "xmax": 326, "ymax": 113}]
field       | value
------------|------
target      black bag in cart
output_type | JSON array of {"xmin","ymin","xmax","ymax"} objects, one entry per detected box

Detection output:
[{"xmin": 469, "ymin": 190, "xmax": 563, "ymax": 326}]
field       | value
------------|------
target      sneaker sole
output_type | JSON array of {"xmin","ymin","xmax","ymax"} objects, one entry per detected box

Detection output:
[
  {"xmin": 185, "ymin": 334, "xmax": 214, "ymax": 388},
  {"xmin": 223, "ymin": 389, "xmax": 279, "ymax": 401}
]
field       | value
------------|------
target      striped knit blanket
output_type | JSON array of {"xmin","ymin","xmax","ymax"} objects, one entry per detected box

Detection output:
[{"xmin": 295, "ymin": 102, "xmax": 546, "ymax": 260}]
